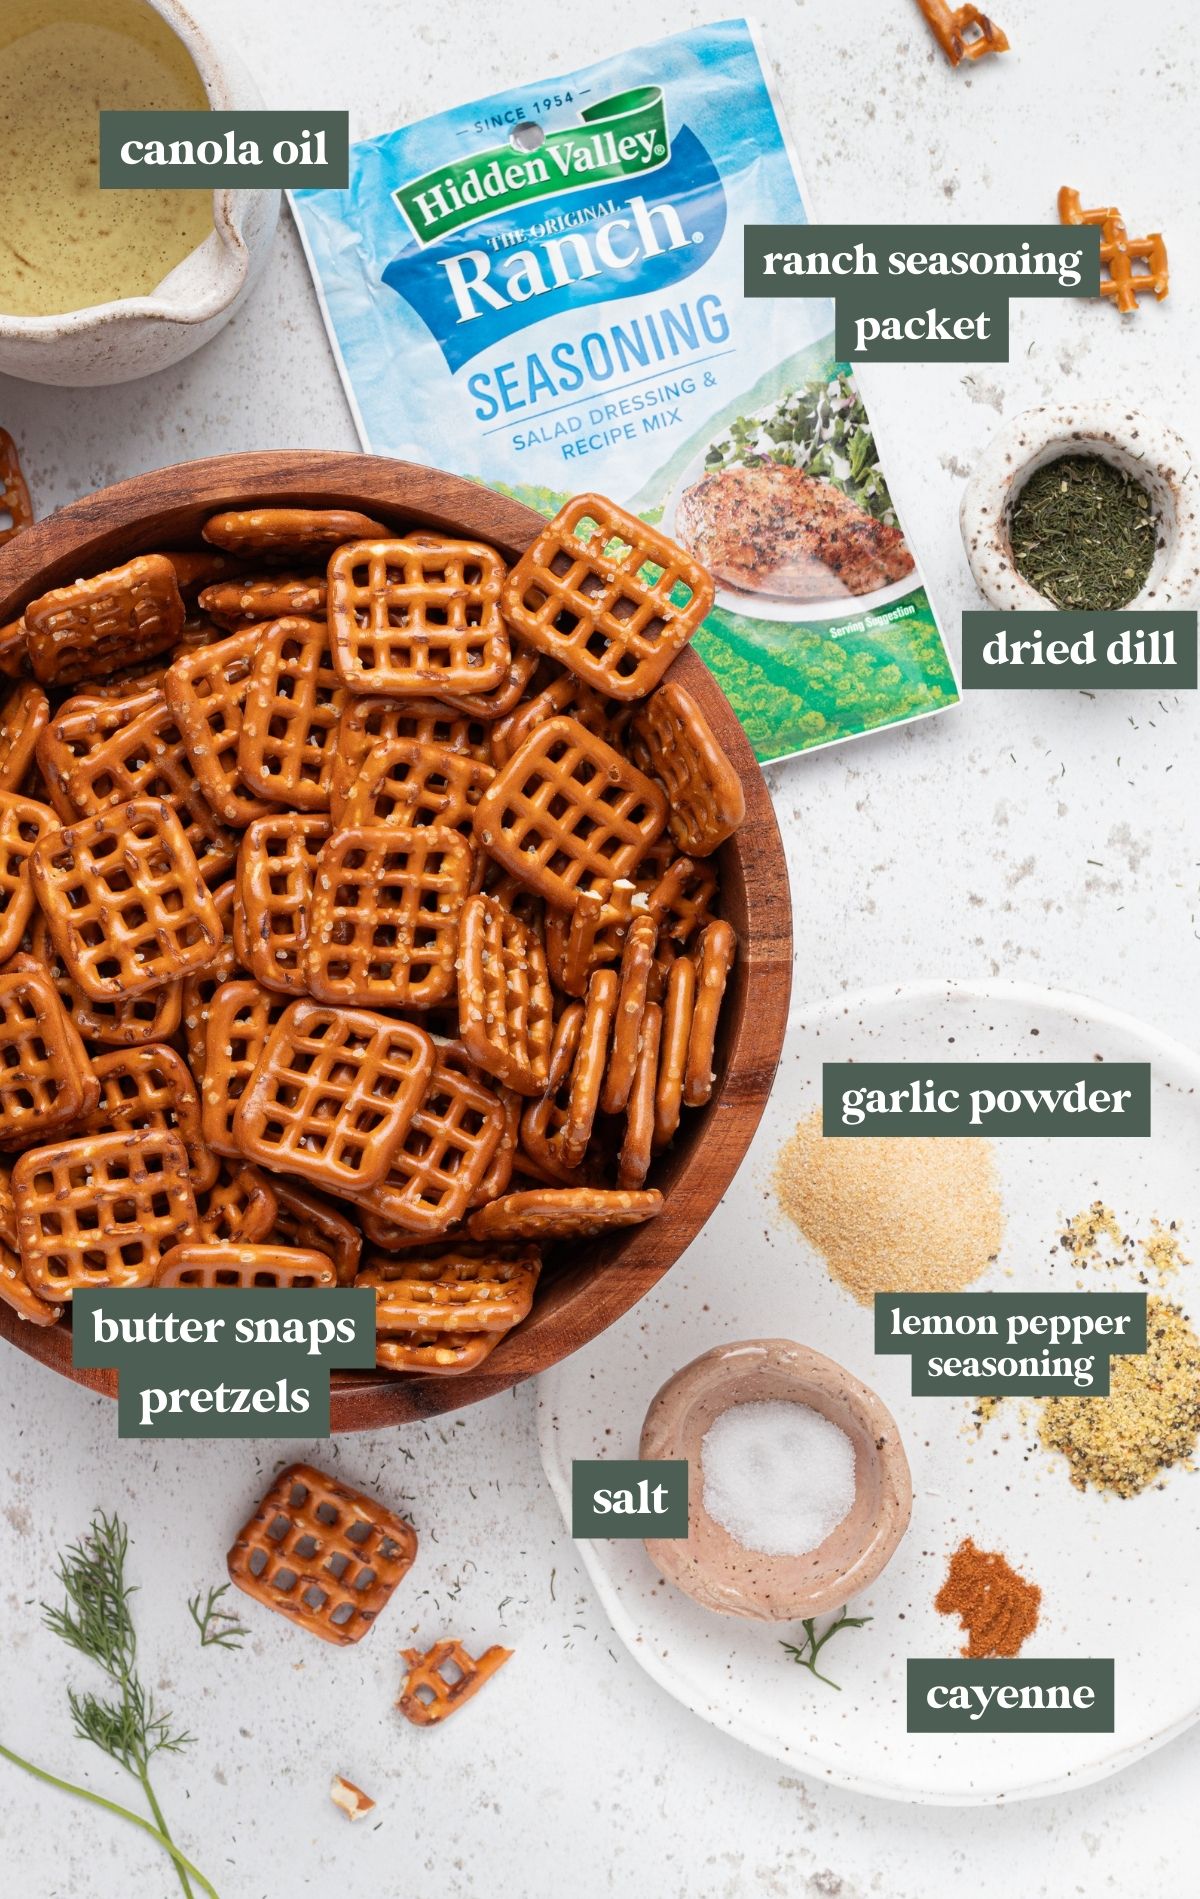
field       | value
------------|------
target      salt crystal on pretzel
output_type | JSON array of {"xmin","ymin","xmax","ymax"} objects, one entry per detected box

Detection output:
[
  {"xmin": 24, "ymin": 554, "xmax": 184, "ymax": 687},
  {"xmin": 501, "ymin": 494, "xmax": 714, "ymax": 701}
]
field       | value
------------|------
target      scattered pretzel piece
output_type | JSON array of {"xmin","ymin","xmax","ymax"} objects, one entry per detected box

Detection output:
[
  {"xmin": 226, "ymin": 1463, "xmax": 416, "ymax": 1646},
  {"xmin": 468, "ymin": 1186, "xmax": 662, "ymax": 1242},
  {"xmin": 330, "ymin": 1776, "xmax": 375, "ymax": 1822},
  {"xmin": 1059, "ymin": 186, "xmax": 1169, "ymax": 315},
  {"xmin": 913, "ymin": 0, "xmax": 1008, "ymax": 67},
  {"xmin": 398, "ymin": 1639, "xmax": 512, "ymax": 1725}
]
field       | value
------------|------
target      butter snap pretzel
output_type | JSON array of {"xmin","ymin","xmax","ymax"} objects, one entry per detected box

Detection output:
[
  {"xmin": 913, "ymin": 0, "xmax": 1008, "ymax": 66},
  {"xmin": 327, "ymin": 537, "xmax": 511, "ymax": 697},
  {"xmin": 0, "ymin": 484, "xmax": 742, "ymax": 1388},
  {"xmin": 0, "ymin": 682, "xmax": 50, "ymax": 792},
  {"xmin": 199, "ymin": 573, "xmax": 327, "ymax": 631},
  {"xmin": 630, "ymin": 678, "xmax": 744, "ymax": 857},
  {"xmin": 0, "ymin": 428, "xmax": 32, "ymax": 547},
  {"xmin": 398, "ymin": 1640, "xmax": 511, "ymax": 1724},
  {"xmin": 164, "ymin": 628, "xmax": 273, "ymax": 827},
  {"xmin": 238, "ymin": 618, "xmax": 347, "ymax": 810},
  {"xmin": 236, "ymin": 812, "xmax": 329, "ymax": 995},
  {"xmin": 501, "ymin": 494, "xmax": 713, "ymax": 700},
  {"xmin": 24, "ymin": 555, "xmax": 184, "ymax": 687},
  {"xmin": 457, "ymin": 891, "xmax": 553, "ymax": 1095},
  {"xmin": 306, "ymin": 823, "xmax": 473, "ymax": 1011},
  {"xmin": 14, "ymin": 1128, "xmax": 196, "ymax": 1299},
  {"xmin": 157, "ymin": 1240, "xmax": 337, "ymax": 1289},
  {"xmin": 226, "ymin": 1462, "xmax": 417, "ymax": 1646},
  {"xmin": 31, "ymin": 797, "xmax": 223, "ymax": 1001},
  {"xmin": 468, "ymin": 1186, "xmax": 662, "ymax": 1242},
  {"xmin": 233, "ymin": 999, "xmax": 436, "ymax": 1193},
  {"xmin": 473, "ymin": 716, "xmax": 667, "ymax": 911},
  {"xmin": 202, "ymin": 507, "xmax": 387, "ymax": 559}
]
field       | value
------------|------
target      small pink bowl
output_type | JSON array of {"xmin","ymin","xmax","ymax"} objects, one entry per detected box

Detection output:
[{"xmin": 639, "ymin": 1338, "xmax": 912, "ymax": 1621}]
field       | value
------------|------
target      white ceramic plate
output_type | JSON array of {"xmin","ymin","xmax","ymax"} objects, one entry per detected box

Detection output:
[
  {"xmin": 661, "ymin": 428, "xmax": 918, "ymax": 625},
  {"xmin": 537, "ymin": 980, "xmax": 1200, "ymax": 1805}
]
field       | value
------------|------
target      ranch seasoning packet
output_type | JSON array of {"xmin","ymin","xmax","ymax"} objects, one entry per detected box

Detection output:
[{"xmin": 292, "ymin": 18, "xmax": 958, "ymax": 762}]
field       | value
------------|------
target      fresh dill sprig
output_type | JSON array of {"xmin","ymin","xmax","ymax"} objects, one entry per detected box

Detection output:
[
  {"xmin": 39, "ymin": 1512, "xmax": 202, "ymax": 1898},
  {"xmin": 188, "ymin": 1583, "xmax": 248, "ymax": 1650},
  {"xmin": 781, "ymin": 1605, "xmax": 873, "ymax": 1690}
]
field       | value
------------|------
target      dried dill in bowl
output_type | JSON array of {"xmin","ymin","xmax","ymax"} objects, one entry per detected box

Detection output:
[{"xmin": 1008, "ymin": 454, "xmax": 1157, "ymax": 609}]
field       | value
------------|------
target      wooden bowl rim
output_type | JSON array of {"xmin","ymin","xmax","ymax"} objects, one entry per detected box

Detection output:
[{"xmin": 0, "ymin": 451, "xmax": 793, "ymax": 1428}]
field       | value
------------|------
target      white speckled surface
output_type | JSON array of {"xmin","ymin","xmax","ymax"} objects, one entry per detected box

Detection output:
[{"xmin": 0, "ymin": 2, "xmax": 1196, "ymax": 1893}]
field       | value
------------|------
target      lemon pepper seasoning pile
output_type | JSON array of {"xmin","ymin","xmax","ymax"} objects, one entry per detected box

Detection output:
[{"xmin": 1038, "ymin": 1297, "xmax": 1200, "ymax": 1496}]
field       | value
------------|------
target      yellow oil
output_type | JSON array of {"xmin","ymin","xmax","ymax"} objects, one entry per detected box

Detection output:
[{"xmin": 0, "ymin": 0, "xmax": 214, "ymax": 316}]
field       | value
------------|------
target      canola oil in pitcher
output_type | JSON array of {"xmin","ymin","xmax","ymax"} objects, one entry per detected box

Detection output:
[{"xmin": 0, "ymin": 0, "xmax": 213, "ymax": 316}]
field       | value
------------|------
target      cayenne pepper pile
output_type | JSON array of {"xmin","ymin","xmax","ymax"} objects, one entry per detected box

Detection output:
[{"xmin": 935, "ymin": 1538, "xmax": 1041, "ymax": 1657}]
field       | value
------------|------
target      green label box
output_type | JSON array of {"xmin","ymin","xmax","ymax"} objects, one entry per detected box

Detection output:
[
  {"xmin": 822, "ymin": 1061, "xmax": 1151, "ymax": 1137},
  {"xmin": 571, "ymin": 1459, "xmax": 689, "ymax": 1538},
  {"xmin": 962, "ymin": 611, "xmax": 1198, "ymax": 690},
  {"xmin": 876, "ymin": 1291, "xmax": 1147, "ymax": 1397},
  {"xmin": 907, "ymin": 1659, "xmax": 1114, "ymax": 1733},
  {"xmin": 73, "ymin": 1289, "xmax": 376, "ymax": 1438}
]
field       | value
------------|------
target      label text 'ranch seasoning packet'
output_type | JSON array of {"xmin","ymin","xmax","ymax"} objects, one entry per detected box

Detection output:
[{"xmin": 291, "ymin": 19, "xmax": 959, "ymax": 763}]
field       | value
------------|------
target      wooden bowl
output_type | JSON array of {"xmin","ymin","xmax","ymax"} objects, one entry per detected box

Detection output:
[{"xmin": 0, "ymin": 452, "xmax": 792, "ymax": 1429}]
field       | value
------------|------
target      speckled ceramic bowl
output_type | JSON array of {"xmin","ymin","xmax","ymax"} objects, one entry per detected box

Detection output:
[
  {"xmin": 960, "ymin": 401, "xmax": 1200, "ymax": 611},
  {"xmin": 639, "ymin": 1338, "xmax": 912, "ymax": 1621}
]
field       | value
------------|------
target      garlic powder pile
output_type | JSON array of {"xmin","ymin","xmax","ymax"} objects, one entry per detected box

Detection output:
[{"xmin": 772, "ymin": 1109, "xmax": 1004, "ymax": 1303}]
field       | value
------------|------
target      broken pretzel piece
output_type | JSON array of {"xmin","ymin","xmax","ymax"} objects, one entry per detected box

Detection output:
[
  {"xmin": 398, "ymin": 1638, "xmax": 512, "ymax": 1726},
  {"xmin": 1058, "ymin": 186, "xmax": 1168, "ymax": 315},
  {"xmin": 913, "ymin": 0, "xmax": 1008, "ymax": 66},
  {"xmin": 330, "ymin": 1775, "xmax": 375, "ymax": 1822}
]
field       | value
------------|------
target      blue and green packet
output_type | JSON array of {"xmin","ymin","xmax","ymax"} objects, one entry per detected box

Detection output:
[{"xmin": 291, "ymin": 18, "xmax": 959, "ymax": 763}]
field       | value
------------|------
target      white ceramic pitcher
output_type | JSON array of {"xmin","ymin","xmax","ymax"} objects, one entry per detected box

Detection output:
[{"xmin": 0, "ymin": 0, "xmax": 280, "ymax": 386}]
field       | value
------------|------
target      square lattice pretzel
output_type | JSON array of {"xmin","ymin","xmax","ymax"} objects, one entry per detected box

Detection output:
[
  {"xmin": 82, "ymin": 1043, "xmax": 218, "ymax": 1190},
  {"xmin": 31, "ymin": 797, "xmax": 224, "ymax": 1001},
  {"xmin": 500, "ymin": 494, "xmax": 714, "ymax": 700},
  {"xmin": 331, "ymin": 697, "xmax": 490, "ymax": 813},
  {"xmin": 336, "ymin": 738, "xmax": 493, "ymax": 839},
  {"xmin": 66, "ymin": 697, "xmax": 239, "ymax": 885},
  {"xmin": 0, "ymin": 791, "xmax": 58, "ymax": 964},
  {"xmin": 23, "ymin": 554, "xmax": 185, "ymax": 687},
  {"xmin": 226, "ymin": 1462, "xmax": 417, "ymax": 1646},
  {"xmin": 352, "ymin": 1052, "xmax": 505, "ymax": 1236},
  {"xmin": 236, "ymin": 813, "xmax": 329, "ymax": 995},
  {"xmin": 237, "ymin": 618, "xmax": 348, "ymax": 811},
  {"xmin": 0, "ymin": 965, "xmax": 98, "ymax": 1147},
  {"xmin": 13, "ymin": 1128, "xmax": 197, "ymax": 1299},
  {"xmin": 306, "ymin": 823, "xmax": 474, "ymax": 1011},
  {"xmin": 472, "ymin": 715, "xmax": 667, "ymax": 911},
  {"xmin": 456, "ymin": 891, "xmax": 553, "ymax": 1095},
  {"xmin": 200, "ymin": 979, "xmax": 290, "ymax": 1157},
  {"xmin": 157, "ymin": 1241, "xmax": 337, "ymax": 1290},
  {"xmin": 327, "ymin": 537, "xmax": 511, "ymax": 696},
  {"xmin": 164, "ymin": 628, "xmax": 273, "ymax": 827},
  {"xmin": 629, "ymin": 676, "xmax": 745, "ymax": 858},
  {"xmin": 233, "ymin": 999, "xmax": 435, "ymax": 1194}
]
